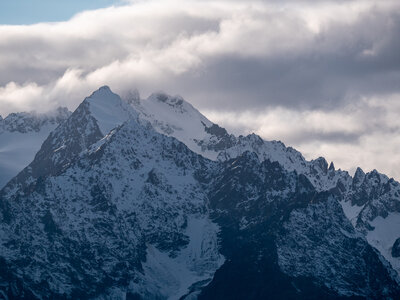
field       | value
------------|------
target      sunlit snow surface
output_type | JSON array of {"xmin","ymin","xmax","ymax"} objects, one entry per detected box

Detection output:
[
  {"xmin": 87, "ymin": 86, "xmax": 133, "ymax": 135},
  {"xmin": 131, "ymin": 92, "xmax": 218, "ymax": 160}
]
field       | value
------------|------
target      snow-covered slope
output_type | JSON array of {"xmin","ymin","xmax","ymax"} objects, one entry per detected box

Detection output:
[
  {"xmin": 129, "ymin": 92, "xmax": 350, "ymax": 192},
  {"xmin": 367, "ymin": 213, "xmax": 400, "ymax": 277},
  {"xmin": 337, "ymin": 167, "xmax": 400, "ymax": 276},
  {"xmin": 129, "ymin": 92, "xmax": 220, "ymax": 160},
  {"xmin": 0, "ymin": 86, "xmax": 399, "ymax": 299},
  {"xmin": 128, "ymin": 90, "xmax": 400, "ymax": 280},
  {"xmin": 201, "ymin": 152, "xmax": 400, "ymax": 299},
  {"xmin": 0, "ymin": 114, "xmax": 223, "ymax": 299},
  {"xmin": 0, "ymin": 107, "xmax": 70, "ymax": 188},
  {"xmin": 137, "ymin": 217, "xmax": 224, "ymax": 299},
  {"xmin": 3, "ymin": 86, "xmax": 136, "ymax": 192},
  {"xmin": 87, "ymin": 86, "xmax": 134, "ymax": 135}
]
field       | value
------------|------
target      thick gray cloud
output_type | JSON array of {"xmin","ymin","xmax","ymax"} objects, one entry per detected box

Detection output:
[
  {"xmin": 0, "ymin": 0, "xmax": 399, "ymax": 178},
  {"xmin": 172, "ymin": 6, "xmax": 400, "ymax": 111},
  {"xmin": 0, "ymin": 0, "xmax": 398, "ymax": 111}
]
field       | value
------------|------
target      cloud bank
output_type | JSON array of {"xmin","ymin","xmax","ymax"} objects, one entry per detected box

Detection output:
[{"xmin": 0, "ymin": 0, "xmax": 399, "ymax": 178}]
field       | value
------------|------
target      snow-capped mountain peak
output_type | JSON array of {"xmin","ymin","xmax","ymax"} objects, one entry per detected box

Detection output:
[
  {"xmin": 1, "ymin": 86, "xmax": 400, "ymax": 299},
  {"xmin": 2, "ymin": 88, "xmax": 136, "ymax": 192},
  {"xmin": 148, "ymin": 92, "xmax": 189, "ymax": 111},
  {"xmin": 353, "ymin": 167, "xmax": 366, "ymax": 185},
  {"xmin": 85, "ymin": 85, "xmax": 135, "ymax": 135},
  {"xmin": 126, "ymin": 90, "xmax": 352, "ymax": 192},
  {"xmin": 310, "ymin": 157, "xmax": 329, "ymax": 174},
  {"xmin": 128, "ymin": 91, "xmax": 223, "ymax": 159}
]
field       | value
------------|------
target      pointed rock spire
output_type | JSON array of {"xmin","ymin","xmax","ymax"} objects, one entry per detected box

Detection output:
[
  {"xmin": 312, "ymin": 157, "xmax": 328, "ymax": 174},
  {"xmin": 353, "ymin": 167, "xmax": 365, "ymax": 186}
]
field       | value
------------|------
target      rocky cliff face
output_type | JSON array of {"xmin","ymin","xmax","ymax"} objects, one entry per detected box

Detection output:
[
  {"xmin": 199, "ymin": 153, "xmax": 399, "ymax": 299},
  {"xmin": 0, "ymin": 115, "xmax": 222, "ymax": 299},
  {"xmin": 130, "ymin": 90, "xmax": 400, "ymax": 281},
  {"xmin": 0, "ymin": 87, "xmax": 399, "ymax": 299},
  {"xmin": 336, "ymin": 167, "xmax": 400, "ymax": 276}
]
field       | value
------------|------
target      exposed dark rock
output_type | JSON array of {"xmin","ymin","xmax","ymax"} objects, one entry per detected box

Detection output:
[{"xmin": 392, "ymin": 238, "xmax": 400, "ymax": 258}]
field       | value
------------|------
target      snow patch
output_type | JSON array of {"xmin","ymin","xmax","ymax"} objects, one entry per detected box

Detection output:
[
  {"xmin": 340, "ymin": 200, "xmax": 364, "ymax": 226},
  {"xmin": 136, "ymin": 216, "xmax": 224, "ymax": 299},
  {"xmin": 367, "ymin": 212, "xmax": 400, "ymax": 275},
  {"xmin": 130, "ymin": 93, "xmax": 220, "ymax": 160},
  {"xmin": 87, "ymin": 86, "xmax": 132, "ymax": 136}
]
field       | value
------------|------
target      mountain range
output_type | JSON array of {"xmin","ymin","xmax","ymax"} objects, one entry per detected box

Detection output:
[{"xmin": 0, "ymin": 86, "xmax": 399, "ymax": 299}]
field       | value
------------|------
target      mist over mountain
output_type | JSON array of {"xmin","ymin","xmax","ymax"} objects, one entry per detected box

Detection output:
[
  {"xmin": 0, "ymin": 86, "xmax": 399, "ymax": 299},
  {"xmin": 0, "ymin": 108, "xmax": 71, "ymax": 188}
]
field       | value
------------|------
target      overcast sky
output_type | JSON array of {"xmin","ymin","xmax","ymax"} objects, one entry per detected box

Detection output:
[{"xmin": 0, "ymin": 0, "xmax": 399, "ymax": 179}]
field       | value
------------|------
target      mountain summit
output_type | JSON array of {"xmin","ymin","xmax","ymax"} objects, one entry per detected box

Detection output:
[{"xmin": 0, "ymin": 87, "xmax": 399, "ymax": 299}]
